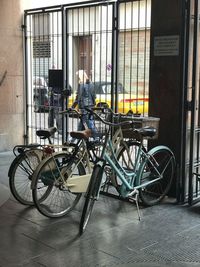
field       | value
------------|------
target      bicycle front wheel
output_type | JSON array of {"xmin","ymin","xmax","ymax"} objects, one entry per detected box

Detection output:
[
  {"xmin": 9, "ymin": 149, "xmax": 43, "ymax": 205},
  {"xmin": 79, "ymin": 163, "xmax": 104, "ymax": 235},
  {"xmin": 32, "ymin": 152, "xmax": 85, "ymax": 218},
  {"xmin": 139, "ymin": 146, "xmax": 175, "ymax": 206}
]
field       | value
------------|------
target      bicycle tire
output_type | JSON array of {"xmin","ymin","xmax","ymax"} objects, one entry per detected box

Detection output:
[
  {"xmin": 32, "ymin": 152, "xmax": 85, "ymax": 218},
  {"xmin": 9, "ymin": 149, "xmax": 43, "ymax": 205},
  {"xmin": 139, "ymin": 146, "xmax": 175, "ymax": 206},
  {"xmin": 79, "ymin": 163, "xmax": 104, "ymax": 235}
]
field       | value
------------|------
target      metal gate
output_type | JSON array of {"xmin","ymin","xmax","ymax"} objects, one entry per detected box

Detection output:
[
  {"xmin": 24, "ymin": 0, "xmax": 151, "ymax": 145},
  {"xmin": 180, "ymin": 0, "xmax": 200, "ymax": 205}
]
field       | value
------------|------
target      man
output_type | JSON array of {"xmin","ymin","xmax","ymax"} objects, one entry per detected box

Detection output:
[
  {"xmin": 48, "ymin": 86, "xmax": 63, "ymax": 134},
  {"xmin": 72, "ymin": 70, "xmax": 98, "ymax": 138}
]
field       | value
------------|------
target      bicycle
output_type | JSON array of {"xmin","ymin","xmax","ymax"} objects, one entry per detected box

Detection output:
[
  {"xmin": 31, "ymin": 108, "xmax": 139, "ymax": 218},
  {"xmin": 8, "ymin": 127, "xmax": 57, "ymax": 205},
  {"xmin": 8, "ymin": 107, "xmax": 101, "ymax": 207},
  {"xmin": 31, "ymin": 108, "xmax": 103, "ymax": 218},
  {"xmin": 79, "ymin": 108, "xmax": 176, "ymax": 234}
]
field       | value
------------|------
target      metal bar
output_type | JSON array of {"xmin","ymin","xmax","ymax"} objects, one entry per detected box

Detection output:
[
  {"xmin": 188, "ymin": 195, "xmax": 200, "ymax": 205},
  {"xmin": 122, "ymin": 2, "xmax": 126, "ymax": 112},
  {"xmin": 24, "ymin": 1, "xmax": 116, "ymax": 14},
  {"xmin": 142, "ymin": 0, "xmax": 148, "ymax": 115},
  {"xmin": 99, "ymin": 6, "xmax": 102, "ymax": 85},
  {"xmin": 113, "ymin": 1, "xmax": 118, "ymax": 112},
  {"xmin": 93, "ymin": 6, "xmax": 97, "ymax": 84},
  {"xmin": 68, "ymin": 8, "xmax": 76, "ymax": 133},
  {"xmin": 188, "ymin": 0, "xmax": 199, "ymax": 205},
  {"xmin": 105, "ymin": 4, "xmax": 109, "ymax": 87},
  {"xmin": 23, "ymin": 13, "xmax": 29, "ymax": 145},
  {"xmin": 62, "ymin": 6, "xmax": 66, "ymax": 143},
  {"xmin": 129, "ymin": 1, "xmax": 134, "ymax": 112},
  {"xmin": 25, "ymin": 7, "xmax": 63, "ymax": 14},
  {"xmin": 89, "ymin": 6, "xmax": 91, "ymax": 80},
  {"xmin": 195, "ymin": 130, "xmax": 200, "ymax": 197},
  {"xmin": 65, "ymin": 8, "xmax": 71, "ymax": 140},
  {"xmin": 82, "ymin": 7, "xmax": 85, "ymax": 74},
  {"xmin": 118, "ymin": 0, "xmax": 141, "ymax": 2},
  {"xmin": 179, "ymin": 0, "xmax": 191, "ymax": 203},
  {"xmin": 136, "ymin": 0, "xmax": 140, "ymax": 111}
]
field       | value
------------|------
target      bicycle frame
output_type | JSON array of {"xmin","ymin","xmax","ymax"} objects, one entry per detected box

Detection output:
[
  {"xmin": 64, "ymin": 139, "xmax": 103, "ymax": 192},
  {"xmin": 34, "ymin": 138, "xmax": 101, "ymax": 193},
  {"xmin": 101, "ymin": 127, "xmax": 170, "ymax": 198}
]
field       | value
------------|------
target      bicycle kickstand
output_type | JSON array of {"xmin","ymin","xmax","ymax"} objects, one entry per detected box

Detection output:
[
  {"xmin": 135, "ymin": 191, "xmax": 141, "ymax": 221},
  {"xmin": 128, "ymin": 189, "xmax": 141, "ymax": 221}
]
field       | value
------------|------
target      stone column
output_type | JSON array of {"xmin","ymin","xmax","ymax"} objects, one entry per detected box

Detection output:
[
  {"xmin": 149, "ymin": 0, "xmax": 185, "ymax": 196},
  {"xmin": 0, "ymin": 0, "xmax": 24, "ymax": 151}
]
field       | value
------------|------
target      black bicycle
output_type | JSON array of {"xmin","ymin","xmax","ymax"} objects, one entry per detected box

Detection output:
[{"xmin": 8, "ymin": 127, "xmax": 57, "ymax": 205}]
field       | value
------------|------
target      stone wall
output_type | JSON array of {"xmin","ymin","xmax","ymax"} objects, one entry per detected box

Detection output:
[
  {"xmin": 0, "ymin": 0, "xmax": 24, "ymax": 151},
  {"xmin": 0, "ymin": 0, "xmax": 93, "ymax": 152}
]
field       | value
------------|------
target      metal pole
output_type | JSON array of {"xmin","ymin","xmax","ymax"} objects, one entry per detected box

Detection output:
[
  {"xmin": 22, "ymin": 13, "xmax": 28, "ymax": 145},
  {"xmin": 188, "ymin": 0, "xmax": 199, "ymax": 205},
  {"xmin": 179, "ymin": 0, "xmax": 191, "ymax": 203}
]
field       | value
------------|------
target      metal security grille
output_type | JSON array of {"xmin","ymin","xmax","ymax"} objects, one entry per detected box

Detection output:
[
  {"xmin": 24, "ymin": 9, "xmax": 63, "ymax": 145},
  {"xmin": 181, "ymin": 0, "xmax": 200, "ymax": 205},
  {"xmin": 24, "ymin": 0, "xmax": 151, "ymax": 145},
  {"xmin": 117, "ymin": 1, "xmax": 150, "ymax": 114}
]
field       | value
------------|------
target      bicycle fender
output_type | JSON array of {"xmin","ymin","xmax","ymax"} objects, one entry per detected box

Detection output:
[
  {"xmin": 31, "ymin": 151, "xmax": 74, "ymax": 190},
  {"xmin": 135, "ymin": 145, "xmax": 175, "ymax": 186},
  {"xmin": 147, "ymin": 145, "xmax": 175, "ymax": 157},
  {"xmin": 9, "ymin": 149, "xmax": 44, "ymax": 180},
  {"xmin": 30, "ymin": 152, "xmax": 56, "ymax": 190},
  {"xmin": 8, "ymin": 155, "xmax": 22, "ymax": 177}
]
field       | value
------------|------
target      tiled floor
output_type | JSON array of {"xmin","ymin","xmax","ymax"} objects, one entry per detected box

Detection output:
[{"xmin": 1, "ymin": 151, "xmax": 200, "ymax": 267}]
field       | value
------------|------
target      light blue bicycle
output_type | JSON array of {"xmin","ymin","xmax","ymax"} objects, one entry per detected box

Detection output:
[{"xmin": 79, "ymin": 108, "xmax": 176, "ymax": 234}]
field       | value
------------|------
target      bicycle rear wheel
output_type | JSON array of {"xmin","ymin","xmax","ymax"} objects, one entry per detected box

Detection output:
[
  {"xmin": 113, "ymin": 140, "xmax": 143, "ymax": 188},
  {"xmin": 32, "ymin": 152, "xmax": 85, "ymax": 218},
  {"xmin": 79, "ymin": 163, "xmax": 104, "ymax": 235},
  {"xmin": 139, "ymin": 146, "xmax": 175, "ymax": 206},
  {"xmin": 9, "ymin": 149, "xmax": 43, "ymax": 205}
]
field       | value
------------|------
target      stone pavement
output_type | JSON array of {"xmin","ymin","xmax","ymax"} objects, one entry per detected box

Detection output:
[{"xmin": 0, "ymin": 151, "xmax": 200, "ymax": 267}]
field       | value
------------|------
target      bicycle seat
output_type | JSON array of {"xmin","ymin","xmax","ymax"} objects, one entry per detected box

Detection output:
[
  {"xmin": 70, "ymin": 129, "xmax": 92, "ymax": 140},
  {"xmin": 135, "ymin": 126, "xmax": 156, "ymax": 138},
  {"xmin": 36, "ymin": 127, "xmax": 57, "ymax": 139}
]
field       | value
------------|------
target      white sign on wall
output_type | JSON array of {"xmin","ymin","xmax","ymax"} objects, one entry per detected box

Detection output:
[{"xmin": 154, "ymin": 35, "xmax": 180, "ymax": 56}]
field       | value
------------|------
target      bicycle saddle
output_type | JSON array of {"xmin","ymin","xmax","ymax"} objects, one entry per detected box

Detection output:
[
  {"xmin": 135, "ymin": 126, "xmax": 156, "ymax": 138},
  {"xmin": 36, "ymin": 127, "xmax": 57, "ymax": 139},
  {"xmin": 70, "ymin": 129, "xmax": 92, "ymax": 140}
]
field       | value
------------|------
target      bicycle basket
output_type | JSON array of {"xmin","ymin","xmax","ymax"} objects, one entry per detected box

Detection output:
[{"xmin": 113, "ymin": 114, "xmax": 160, "ymax": 139}]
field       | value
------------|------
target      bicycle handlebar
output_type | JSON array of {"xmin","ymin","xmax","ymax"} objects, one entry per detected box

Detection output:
[
  {"xmin": 59, "ymin": 108, "xmax": 80, "ymax": 116},
  {"xmin": 59, "ymin": 107, "xmax": 109, "ymax": 117},
  {"xmin": 59, "ymin": 107, "xmax": 133, "ymax": 127},
  {"xmin": 84, "ymin": 107, "xmax": 133, "ymax": 127}
]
